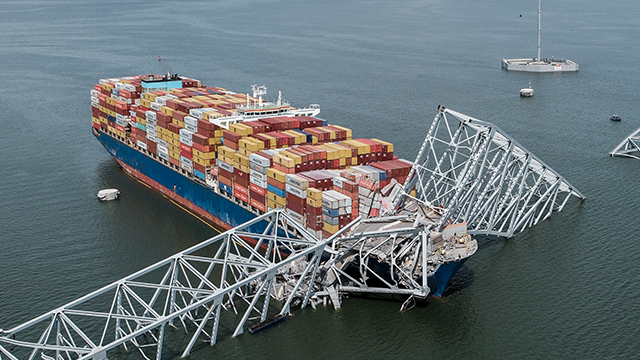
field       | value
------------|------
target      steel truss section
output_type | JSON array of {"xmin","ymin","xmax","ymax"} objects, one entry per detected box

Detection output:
[
  {"xmin": 398, "ymin": 107, "xmax": 585, "ymax": 238},
  {"xmin": 326, "ymin": 221, "xmax": 433, "ymax": 299},
  {"xmin": 0, "ymin": 210, "xmax": 356, "ymax": 360},
  {"xmin": 610, "ymin": 126, "xmax": 640, "ymax": 159}
]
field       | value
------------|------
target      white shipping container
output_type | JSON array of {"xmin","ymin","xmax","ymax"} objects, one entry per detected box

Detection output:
[
  {"xmin": 185, "ymin": 123, "xmax": 197, "ymax": 133},
  {"xmin": 150, "ymin": 102, "xmax": 163, "ymax": 112},
  {"xmin": 146, "ymin": 132, "xmax": 157, "ymax": 142},
  {"xmin": 249, "ymin": 153, "xmax": 271, "ymax": 167},
  {"xmin": 158, "ymin": 150, "xmax": 169, "ymax": 161},
  {"xmin": 145, "ymin": 110, "xmax": 157, "ymax": 121},
  {"xmin": 188, "ymin": 109, "xmax": 204, "ymax": 120},
  {"xmin": 286, "ymin": 174, "xmax": 309, "ymax": 190},
  {"xmin": 184, "ymin": 116, "xmax": 199, "ymax": 127},
  {"xmin": 134, "ymin": 99, "xmax": 141, "ymax": 106},
  {"xmin": 180, "ymin": 136, "xmax": 193, "ymax": 147},
  {"xmin": 250, "ymin": 176, "xmax": 267, "ymax": 189},
  {"xmin": 332, "ymin": 177, "xmax": 344, "ymax": 189},
  {"xmin": 115, "ymin": 118, "xmax": 126, "ymax": 127},
  {"xmin": 90, "ymin": 89, "xmax": 99, "ymax": 97},
  {"xmin": 322, "ymin": 193, "xmax": 340, "ymax": 209},
  {"xmin": 249, "ymin": 162, "xmax": 269, "ymax": 175},
  {"xmin": 155, "ymin": 96, "xmax": 168, "ymax": 106},
  {"xmin": 286, "ymin": 184, "xmax": 307, "ymax": 199},
  {"xmin": 180, "ymin": 156, "xmax": 193, "ymax": 167},
  {"xmin": 157, "ymin": 144, "xmax": 169, "ymax": 154},
  {"xmin": 146, "ymin": 123, "xmax": 157, "ymax": 132},
  {"xmin": 250, "ymin": 169, "xmax": 267, "ymax": 182},
  {"xmin": 124, "ymin": 83, "xmax": 136, "ymax": 92},
  {"xmin": 137, "ymin": 140, "xmax": 147, "ymax": 150},
  {"xmin": 179, "ymin": 128, "xmax": 194, "ymax": 139},
  {"xmin": 157, "ymin": 138, "xmax": 169, "ymax": 148},
  {"xmin": 115, "ymin": 82, "xmax": 125, "ymax": 90},
  {"xmin": 218, "ymin": 160, "xmax": 234, "ymax": 173}
]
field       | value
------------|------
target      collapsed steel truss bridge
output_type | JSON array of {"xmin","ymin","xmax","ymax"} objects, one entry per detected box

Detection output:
[
  {"xmin": 398, "ymin": 107, "xmax": 584, "ymax": 237},
  {"xmin": 0, "ymin": 106, "xmax": 584, "ymax": 359}
]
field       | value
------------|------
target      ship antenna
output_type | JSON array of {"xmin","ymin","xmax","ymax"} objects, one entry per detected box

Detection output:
[
  {"xmin": 277, "ymin": 90, "xmax": 282, "ymax": 106},
  {"xmin": 537, "ymin": 0, "xmax": 541, "ymax": 61},
  {"xmin": 246, "ymin": 93, "xmax": 250, "ymax": 107}
]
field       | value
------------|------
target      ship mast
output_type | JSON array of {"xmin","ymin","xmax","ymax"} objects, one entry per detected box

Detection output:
[{"xmin": 537, "ymin": 0, "xmax": 541, "ymax": 61}]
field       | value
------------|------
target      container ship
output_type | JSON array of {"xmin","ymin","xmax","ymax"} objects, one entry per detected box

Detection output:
[{"xmin": 91, "ymin": 73, "xmax": 476, "ymax": 297}]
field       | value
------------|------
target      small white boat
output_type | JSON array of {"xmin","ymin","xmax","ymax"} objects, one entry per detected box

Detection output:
[
  {"xmin": 520, "ymin": 80, "xmax": 534, "ymax": 97},
  {"xmin": 520, "ymin": 88, "xmax": 534, "ymax": 97},
  {"xmin": 98, "ymin": 189, "xmax": 120, "ymax": 201}
]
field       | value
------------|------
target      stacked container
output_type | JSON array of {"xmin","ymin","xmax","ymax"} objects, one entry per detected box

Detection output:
[{"xmin": 321, "ymin": 190, "xmax": 352, "ymax": 235}]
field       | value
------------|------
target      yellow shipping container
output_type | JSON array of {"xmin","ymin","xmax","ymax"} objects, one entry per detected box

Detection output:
[
  {"xmin": 323, "ymin": 222, "xmax": 339, "ymax": 234},
  {"xmin": 279, "ymin": 151, "xmax": 301, "ymax": 165},
  {"xmin": 259, "ymin": 134, "xmax": 277, "ymax": 148},
  {"xmin": 237, "ymin": 163, "xmax": 250, "ymax": 174},
  {"xmin": 306, "ymin": 188, "xmax": 323, "ymax": 201},
  {"xmin": 351, "ymin": 156, "xmax": 358, "ymax": 165},
  {"xmin": 137, "ymin": 117, "xmax": 146, "ymax": 126},
  {"xmin": 230, "ymin": 123, "xmax": 253, "ymax": 136},
  {"xmin": 267, "ymin": 198, "xmax": 283, "ymax": 210},
  {"xmin": 102, "ymin": 83, "xmax": 114, "ymax": 92},
  {"xmin": 267, "ymin": 168, "xmax": 287, "ymax": 183},
  {"xmin": 239, "ymin": 147, "xmax": 253, "ymax": 157},
  {"xmin": 92, "ymin": 117, "xmax": 100, "ymax": 124},
  {"xmin": 99, "ymin": 116, "xmax": 108, "ymax": 124},
  {"xmin": 140, "ymin": 98, "xmax": 152, "ymax": 108},
  {"xmin": 107, "ymin": 125, "xmax": 115, "ymax": 133},
  {"xmin": 317, "ymin": 145, "xmax": 339, "ymax": 160},
  {"xmin": 283, "ymin": 130, "xmax": 306, "ymax": 145},
  {"xmin": 267, "ymin": 192, "xmax": 286, "ymax": 207},
  {"xmin": 342, "ymin": 140, "xmax": 369, "ymax": 155},
  {"xmin": 169, "ymin": 144, "xmax": 180, "ymax": 152},
  {"xmin": 170, "ymin": 151, "xmax": 180, "ymax": 160},
  {"xmin": 161, "ymin": 106, "xmax": 174, "ymax": 116},
  {"xmin": 200, "ymin": 151, "xmax": 217, "ymax": 160},
  {"xmin": 116, "ymin": 130, "xmax": 125, "ymax": 138},
  {"xmin": 218, "ymin": 145, "xmax": 236, "ymax": 157},
  {"xmin": 306, "ymin": 197, "xmax": 322, "ymax": 208},
  {"xmin": 371, "ymin": 138, "xmax": 394, "ymax": 153},
  {"xmin": 339, "ymin": 157, "xmax": 346, "ymax": 167},
  {"xmin": 272, "ymin": 153, "xmax": 296, "ymax": 168},
  {"xmin": 331, "ymin": 125, "xmax": 353, "ymax": 139},
  {"xmin": 236, "ymin": 153, "xmax": 250, "ymax": 167},
  {"xmin": 239, "ymin": 137, "xmax": 263, "ymax": 152}
]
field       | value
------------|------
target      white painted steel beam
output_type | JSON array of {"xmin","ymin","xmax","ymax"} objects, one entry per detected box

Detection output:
[
  {"xmin": 398, "ymin": 106, "xmax": 584, "ymax": 238},
  {"xmin": 610, "ymin": 126, "xmax": 640, "ymax": 159}
]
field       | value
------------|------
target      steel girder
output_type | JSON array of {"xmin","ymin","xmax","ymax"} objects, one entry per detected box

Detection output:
[
  {"xmin": 399, "ymin": 107, "xmax": 584, "ymax": 238},
  {"xmin": 0, "ymin": 210, "xmax": 356, "ymax": 360},
  {"xmin": 326, "ymin": 221, "xmax": 433, "ymax": 299},
  {"xmin": 610, "ymin": 126, "xmax": 640, "ymax": 159}
]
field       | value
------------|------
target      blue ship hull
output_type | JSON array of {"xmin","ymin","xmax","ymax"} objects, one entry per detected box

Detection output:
[{"xmin": 96, "ymin": 130, "xmax": 465, "ymax": 296}]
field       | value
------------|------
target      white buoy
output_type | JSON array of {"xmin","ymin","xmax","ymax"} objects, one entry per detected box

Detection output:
[{"xmin": 98, "ymin": 189, "xmax": 120, "ymax": 201}]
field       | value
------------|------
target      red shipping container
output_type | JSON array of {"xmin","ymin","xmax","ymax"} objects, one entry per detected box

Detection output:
[
  {"xmin": 194, "ymin": 162, "xmax": 205, "ymax": 173},
  {"xmin": 306, "ymin": 220, "xmax": 323, "ymax": 231},
  {"xmin": 92, "ymin": 122, "xmax": 100, "ymax": 130},
  {"xmin": 234, "ymin": 183, "xmax": 248, "ymax": 196},
  {"xmin": 234, "ymin": 168, "xmax": 249, "ymax": 180},
  {"xmin": 234, "ymin": 176, "xmax": 249, "ymax": 188},
  {"xmin": 223, "ymin": 139, "xmax": 239, "ymax": 150},
  {"xmin": 223, "ymin": 130, "xmax": 243, "ymax": 143},
  {"xmin": 180, "ymin": 149, "xmax": 192, "ymax": 159},
  {"xmin": 168, "ymin": 123, "xmax": 181, "ymax": 134},
  {"xmin": 172, "ymin": 110, "xmax": 188, "ymax": 122},
  {"xmin": 193, "ymin": 142, "xmax": 214, "ymax": 153},
  {"xmin": 116, "ymin": 124, "xmax": 125, "ymax": 132},
  {"xmin": 305, "ymin": 205, "xmax": 323, "ymax": 216},
  {"xmin": 147, "ymin": 140, "xmax": 157, "ymax": 154},
  {"xmin": 267, "ymin": 177, "xmax": 287, "ymax": 190},
  {"xmin": 250, "ymin": 183, "xmax": 267, "ymax": 196},
  {"xmin": 219, "ymin": 168, "xmax": 233, "ymax": 180},
  {"xmin": 197, "ymin": 118, "xmax": 216, "ymax": 131},
  {"xmin": 234, "ymin": 191, "xmax": 248, "ymax": 203},
  {"xmin": 251, "ymin": 198, "xmax": 266, "ymax": 212},
  {"xmin": 169, "ymin": 157, "xmax": 179, "ymax": 167},
  {"xmin": 244, "ymin": 120, "xmax": 269, "ymax": 133},
  {"xmin": 286, "ymin": 193, "xmax": 306, "ymax": 207},
  {"xmin": 157, "ymin": 112, "xmax": 171, "ymax": 123},
  {"xmin": 180, "ymin": 143, "xmax": 192, "ymax": 154},
  {"xmin": 192, "ymin": 133, "xmax": 209, "ymax": 146},
  {"xmin": 286, "ymin": 200, "xmax": 305, "ymax": 215},
  {"xmin": 250, "ymin": 190, "xmax": 266, "ymax": 203},
  {"xmin": 219, "ymin": 175, "xmax": 233, "ymax": 187}
]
